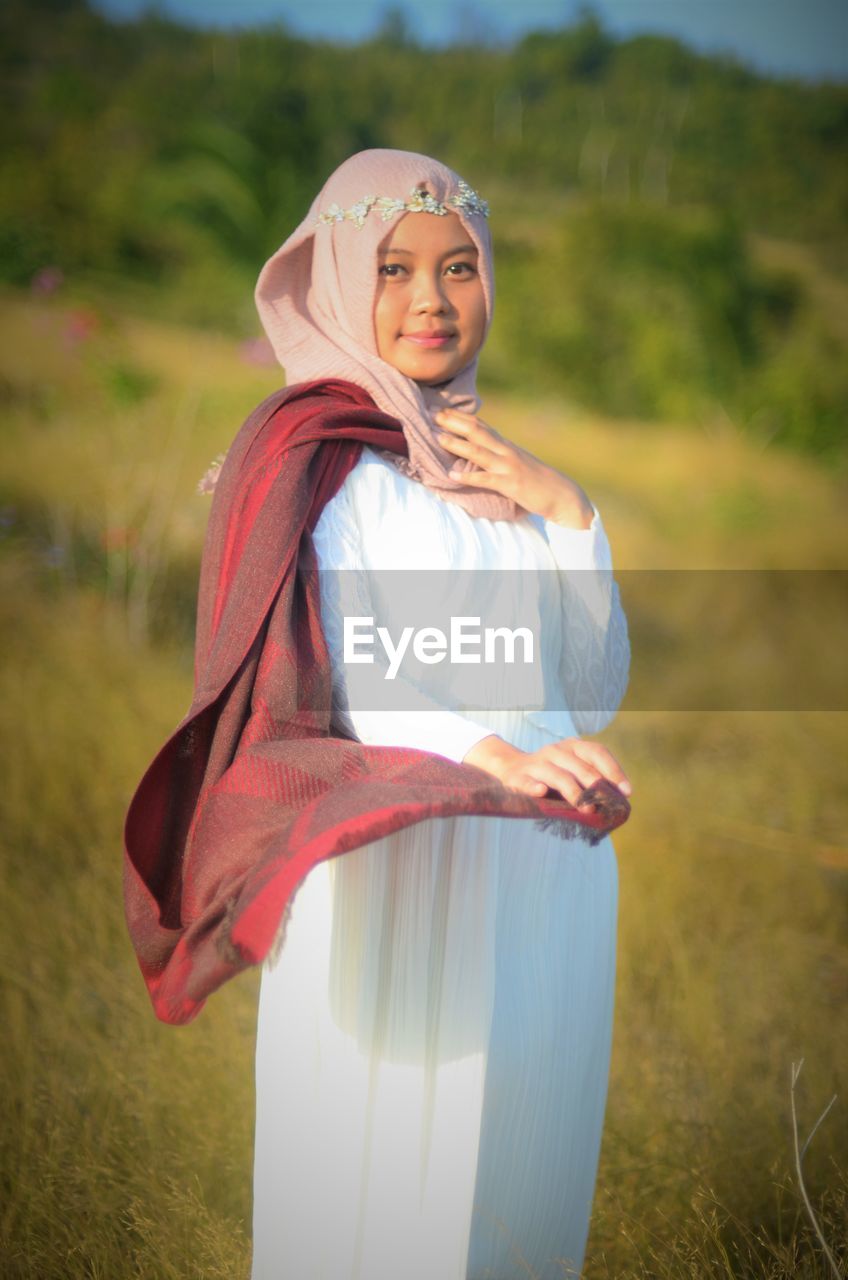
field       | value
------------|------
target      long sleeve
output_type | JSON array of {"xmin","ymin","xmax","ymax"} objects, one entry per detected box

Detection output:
[
  {"xmin": 312, "ymin": 477, "xmax": 496, "ymax": 765},
  {"xmin": 526, "ymin": 508, "xmax": 630, "ymax": 737}
]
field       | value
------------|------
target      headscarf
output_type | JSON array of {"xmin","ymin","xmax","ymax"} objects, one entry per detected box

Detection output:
[{"xmin": 255, "ymin": 147, "xmax": 523, "ymax": 522}]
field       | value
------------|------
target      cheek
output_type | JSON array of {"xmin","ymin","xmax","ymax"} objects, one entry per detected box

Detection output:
[
  {"xmin": 468, "ymin": 287, "xmax": 488, "ymax": 347},
  {"xmin": 373, "ymin": 292, "xmax": 395, "ymax": 357}
]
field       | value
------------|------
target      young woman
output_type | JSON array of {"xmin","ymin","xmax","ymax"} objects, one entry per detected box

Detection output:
[
  {"xmin": 249, "ymin": 150, "xmax": 631, "ymax": 1278},
  {"xmin": 123, "ymin": 147, "xmax": 631, "ymax": 1280}
]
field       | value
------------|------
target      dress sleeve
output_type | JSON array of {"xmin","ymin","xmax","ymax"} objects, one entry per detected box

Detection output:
[
  {"xmin": 528, "ymin": 506, "xmax": 630, "ymax": 737},
  {"xmin": 312, "ymin": 478, "xmax": 496, "ymax": 765}
]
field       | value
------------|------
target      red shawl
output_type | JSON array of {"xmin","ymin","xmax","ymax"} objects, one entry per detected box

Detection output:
[{"xmin": 123, "ymin": 379, "xmax": 630, "ymax": 1025}]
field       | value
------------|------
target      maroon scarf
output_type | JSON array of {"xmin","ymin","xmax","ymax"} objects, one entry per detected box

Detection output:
[{"xmin": 123, "ymin": 379, "xmax": 630, "ymax": 1025}]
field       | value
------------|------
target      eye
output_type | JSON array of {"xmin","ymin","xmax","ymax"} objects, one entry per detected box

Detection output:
[
  {"xmin": 378, "ymin": 262, "xmax": 406, "ymax": 278},
  {"xmin": 445, "ymin": 261, "xmax": 477, "ymax": 277}
]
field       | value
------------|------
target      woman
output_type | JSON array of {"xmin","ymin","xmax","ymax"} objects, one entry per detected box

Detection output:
[
  {"xmin": 123, "ymin": 147, "xmax": 630, "ymax": 1280},
  {"xmin": 250, "ymin": 149, "xmax": 630, "ymax": 1278}
]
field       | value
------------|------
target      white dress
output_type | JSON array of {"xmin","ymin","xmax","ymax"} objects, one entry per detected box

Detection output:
[{"xmin": 252, "ymin": 446, "xmax": 630, "ymax": 1280}]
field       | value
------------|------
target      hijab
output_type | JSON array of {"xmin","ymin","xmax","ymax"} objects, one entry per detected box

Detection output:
[{"xmin": 255, "ymin": 147, "xmax": 524, "ymax": 522}]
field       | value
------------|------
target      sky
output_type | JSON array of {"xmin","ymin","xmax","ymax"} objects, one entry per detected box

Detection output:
[{"xmin": 91, "ymin": 0, "xmax": 848, "ymax": 83}]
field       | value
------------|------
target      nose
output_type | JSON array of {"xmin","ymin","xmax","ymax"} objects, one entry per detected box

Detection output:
[{"xmin": 412, "ymin": 271, "xmax": 449, "ymax": 315}]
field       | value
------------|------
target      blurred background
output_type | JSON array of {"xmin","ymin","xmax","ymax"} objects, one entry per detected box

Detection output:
[{"xmin": 1, "ymin": 1, "xmax": 846, "ymax": 1276}]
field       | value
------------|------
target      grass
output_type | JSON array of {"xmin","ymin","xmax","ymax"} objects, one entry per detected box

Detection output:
[{"xmin": 1, "ymin": 287, "xmax": 846, "ymax": 1277}]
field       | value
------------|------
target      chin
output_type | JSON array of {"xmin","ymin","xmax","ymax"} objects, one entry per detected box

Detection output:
[{"xmin": 407, "ymin": 359, "xmax": 474, "ymax": 388}]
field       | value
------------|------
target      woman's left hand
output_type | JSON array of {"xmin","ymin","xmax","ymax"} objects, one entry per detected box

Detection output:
[{"xmin": 434, "ymin": 408, "xmax": 594, "ymax": 528}]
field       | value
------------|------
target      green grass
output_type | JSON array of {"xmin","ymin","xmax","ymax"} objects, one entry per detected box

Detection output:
[{"xmin": 1, "ymin": 290, "xmax": 846, "ymax": 1277}]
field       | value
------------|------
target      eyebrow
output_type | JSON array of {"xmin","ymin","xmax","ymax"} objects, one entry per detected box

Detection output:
[{"xmin": 377, "ymin": 244, "xmax": 478, "ymax": 257}]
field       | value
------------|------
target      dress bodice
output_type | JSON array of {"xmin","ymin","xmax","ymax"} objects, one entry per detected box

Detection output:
[{"xmin": 312, "ymin": 446, "xmax": 630, "ymax": 759}]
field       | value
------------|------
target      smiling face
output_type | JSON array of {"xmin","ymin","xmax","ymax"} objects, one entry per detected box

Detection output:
[{"xmin": 373, "ymin": 210, "xmax": 487, "ymax": 386}]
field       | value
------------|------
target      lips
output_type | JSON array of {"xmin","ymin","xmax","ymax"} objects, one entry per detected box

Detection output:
[{"xmin": 402, "ymin": 330, "xmax": 456, "ymax": 347}]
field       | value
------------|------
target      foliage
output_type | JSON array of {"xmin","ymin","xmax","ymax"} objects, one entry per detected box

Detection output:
[
  {"xmin": 487, "ymin": 202, "xmax": 848, "ymax": 458},
  {"xmin": 1, "ymin": 1, "xmax": 846, "ymax": 459}
]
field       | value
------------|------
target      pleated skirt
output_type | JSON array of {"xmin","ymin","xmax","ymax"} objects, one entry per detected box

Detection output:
[{"xmin": 251, "ymin": 769, "xmax": 618, "ymax": 1280}]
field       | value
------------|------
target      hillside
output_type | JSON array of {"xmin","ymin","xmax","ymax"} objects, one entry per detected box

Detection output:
[
  {"xmin": 1, "ymin": 294, "xmax": 846, "ymax": 1276},
  {"xmin": 2, "ymin": 0, "xmax": 847, "ymax": 459}
]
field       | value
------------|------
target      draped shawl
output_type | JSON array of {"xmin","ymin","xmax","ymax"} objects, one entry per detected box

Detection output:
[{"xmin": 123, "ymin": 380, "xmax": 630, "ymax": 1025}]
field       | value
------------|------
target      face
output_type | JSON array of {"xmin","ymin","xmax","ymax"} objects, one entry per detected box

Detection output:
[{"xmin": 373, "ymin": 210, "xmax": 487, "ymax": 385}]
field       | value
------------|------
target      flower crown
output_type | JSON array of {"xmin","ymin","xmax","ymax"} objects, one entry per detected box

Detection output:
[{"xmin": 315, "ymin": 180, "xmax": 490, "ymax": 230}]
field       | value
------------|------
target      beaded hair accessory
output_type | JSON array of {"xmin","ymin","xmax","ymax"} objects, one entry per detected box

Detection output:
[{"xmin": 316, "ymin": 179, "xmax": 490, "ymax": 229}]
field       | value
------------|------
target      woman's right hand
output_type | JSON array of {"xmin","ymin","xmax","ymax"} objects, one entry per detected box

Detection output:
[{"xmin": 462, "ymin": 734, "xmax": 631, "ymax": 809}]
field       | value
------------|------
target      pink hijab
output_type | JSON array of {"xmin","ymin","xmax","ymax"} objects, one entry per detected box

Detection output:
[{"xmin": 255, "ymin": 147, "xmax": 523, "ymax": 522}]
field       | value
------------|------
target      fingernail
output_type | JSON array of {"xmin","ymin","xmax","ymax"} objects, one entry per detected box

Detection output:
[{"xmin": 620, "ymin": 781, "xmax": 632, "ymax": 796}]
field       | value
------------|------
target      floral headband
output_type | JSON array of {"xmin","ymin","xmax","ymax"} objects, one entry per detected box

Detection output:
[{"xmin": 315, "ymin": 179, "xmax": 490, "ymax": 230}]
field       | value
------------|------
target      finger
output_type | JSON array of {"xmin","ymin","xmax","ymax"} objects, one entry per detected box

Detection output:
[
  {"xmin": 436, "ymin": 431, "xmax": 494, "ymax": 457},
  {"xmin": 448, "ymin": 467, "xmax": 491, "ymax": 485},
  {"xmin": 447, "ymin": 465, "xmax": 519, "ymax": 497},
  {"xmin": 517, "ymin": 761, "xmax": 588, "ymax": 807},
  {"xmin": 543, "ymin": 747, "xmax": 602, "ymax": 792},
  {"xmin": 438, "ymin": 434, "xmax": 505, "ymax": 470},
  {"xmin": 433, "ymin": 409, "xmax": 475, "ymax": 433},
  {"xmin": 435, "ymin": 411, "xmax": 508, "ymax": 451},
  {"xmin": 504, "ymin": 776, "xmax": 548, "ymax": 797},
  {"xmin": 437, "ymin": 424, "xmax": 506, "ymax": 456},
  {"xmin": 568, "ymin": 740, "xmax": 632, "ymax": 794}
]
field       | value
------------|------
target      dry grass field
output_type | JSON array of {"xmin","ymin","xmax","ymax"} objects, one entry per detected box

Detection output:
[{"xmin": 1, "ymin": 288, "xmax": 846, "ymax": 1278}]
